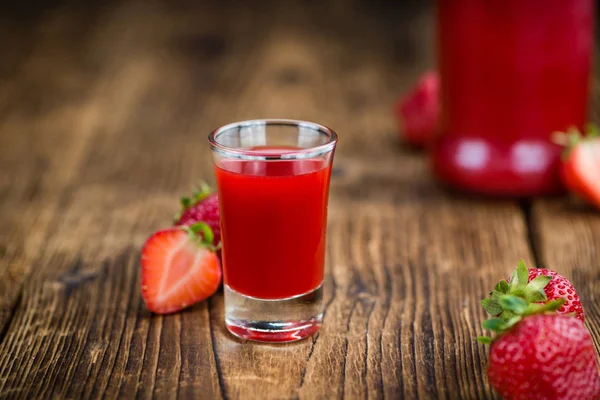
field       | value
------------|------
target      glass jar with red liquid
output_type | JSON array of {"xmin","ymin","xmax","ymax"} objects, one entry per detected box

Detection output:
[{"xmin": 432, "ymin": 0, "xmax": 595, "ymax": 196}]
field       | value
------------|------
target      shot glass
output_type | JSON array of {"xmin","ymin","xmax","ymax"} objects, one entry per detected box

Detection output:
[{"xmin": 208, "ymin": 119, "xmax": 337, "ymax": 343}]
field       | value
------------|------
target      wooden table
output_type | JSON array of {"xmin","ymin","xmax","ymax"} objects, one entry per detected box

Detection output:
[{"xmin": 1, "ymin": 1, "xmax": 599, "ymax": 398}]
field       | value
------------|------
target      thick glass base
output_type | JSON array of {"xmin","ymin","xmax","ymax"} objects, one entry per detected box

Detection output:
[{"xmin": 224, "ymin": 284, "xmax": 323, "ymax": 343}]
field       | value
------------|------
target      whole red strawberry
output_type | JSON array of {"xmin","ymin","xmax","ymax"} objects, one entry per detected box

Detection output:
[
  {"xmin": 481, "ymin": 260, "xmax": 585, "ymax": 323},
  {"xmin": 486, "ymin": 315, "xmax": 600, "ymax": 400},
  {"xmin": 175, "ymin": 182, "xmax": 221, "ymax": 247},
  {"xmin": 527, "ymin": 268, "xmax": 584, "ymax": 322}
]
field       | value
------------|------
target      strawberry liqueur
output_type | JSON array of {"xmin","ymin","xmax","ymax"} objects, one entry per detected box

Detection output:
[
  {"xmin": 215, "ymin": 156, "xmax": 330, "ymax": 300},
  {"xmin": 209, "ymin": 120, "xmax": 337, "ymax": 343}
]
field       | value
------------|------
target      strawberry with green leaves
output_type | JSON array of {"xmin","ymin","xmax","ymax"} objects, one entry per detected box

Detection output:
[
  {"xmin": 478, "ymin": 261, "xmax": 600, "ymax": 400},
  {"xmin": 553, "ymin": 124, "xmax": 600, "ymax": 209},
  {"xmin": 481, "ymin": 260, "xmax": 584, "ymax": 322}
]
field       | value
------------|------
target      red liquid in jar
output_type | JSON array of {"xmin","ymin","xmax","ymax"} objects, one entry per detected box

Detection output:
[
  {"xmin": 433, "ymin": 0, "xmax": 594, "ymax": 196},
  {"xmin": 214, "ymin": 148, "xmax": 332, "ymax": 299}
]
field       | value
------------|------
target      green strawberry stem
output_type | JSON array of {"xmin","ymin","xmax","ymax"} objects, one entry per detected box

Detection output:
[
  {"xmin": 185, "ymin": 222, "xmax": 219, "ymax": 252},
  {"xmin": 478, "ymin": 299, "xmax": 565, "ymax": 344},
  {"xmin": 481, "ymin": 259, "xmax": 552, "ymax": 320},
  {"xmin": 478, "ymin": 259, "xmax": 567, "ymax": 344},
  {"xmin": 189, "ymin": 222, "xmax": 214, "ymax": 245}
]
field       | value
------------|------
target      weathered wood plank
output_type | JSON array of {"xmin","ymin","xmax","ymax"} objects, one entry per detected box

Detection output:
[{"xmin": 0, "ymin": 1, "xmax": 112, "ymax": 337}]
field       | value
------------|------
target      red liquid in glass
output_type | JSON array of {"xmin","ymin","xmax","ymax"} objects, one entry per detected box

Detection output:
[
  {"xmin": 433, "ymin": 0, "xmax": 594, "ymax": 196},
  {"xmin": 214, "ymin": 149, "xmax": 331, "ymax": 299}
]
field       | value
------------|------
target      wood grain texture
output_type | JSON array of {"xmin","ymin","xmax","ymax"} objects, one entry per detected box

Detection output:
[{"xmin": 0, "ymin": 0, "xmax": 597, "ymax": 399}]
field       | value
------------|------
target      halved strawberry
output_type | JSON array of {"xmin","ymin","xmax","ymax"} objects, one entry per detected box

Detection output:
[
  {"xmin": 554, "ymin": 125, "xmax": 600, "ymax": 209},
  {"xmin": 394, "ymin": 71, "xmax": 440, "ymax": 148},
  {"xmin": 141, "ymin": 223, "xmax": 221, "ymax": 314}
]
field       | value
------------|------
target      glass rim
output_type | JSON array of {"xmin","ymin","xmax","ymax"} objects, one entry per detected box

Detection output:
[{"xmin": 208, "ymin": 118, "xmax": 338, "ymax": 160}]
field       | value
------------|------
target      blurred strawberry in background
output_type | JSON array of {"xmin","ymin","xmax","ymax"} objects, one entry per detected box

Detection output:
[
  {"xmin": 174, "ymin": 182, "xmax": 221, "ymax": 247},
  {"xmin": 394, "ymin": 71, "xmax": 440, "ymax": 148},
  {"xmin": 554, "ymin": 125, "xmax": 600, "ymax": 210}
]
